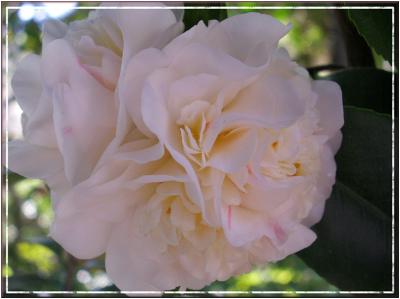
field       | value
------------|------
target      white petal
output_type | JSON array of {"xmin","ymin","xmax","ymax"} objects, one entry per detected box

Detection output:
[
  {"xmin": 119, "ymin": 48, "xmax": 168, "ymax": 138},
  {"xmin": 221, "ymin": 178, "xmax": 242, "ymax": 206},
  {"xmin": 169, "ymin": 43, "xmax": 257, "ymax": 81},
  {"xmin": 42, "ymin": 39, "xmax": 117, "ymax": 184},
  {"xmin": 276, "ymin": 224, "xmax": 316, "ymax": 257},
  {"xmin": 221, "ymin": 203, "xmax": 267, "ymax": 247},
  {"xmin": 182, "ymin": 225, "xmax": 216, "ymax": 251},
  {"xmin": 101, "ymin": 4, "xmax": 182, "ymax": 71},
  {"xmin": 42, "ymin": 19, "xmax": 67, "ymax": 46},
  {"xmin": 8, "ymin": 140, "xmax": 63, "ymax": 179},
  {"xmin": 223, "ymin": 70, "xmax": 307, "ymax": 129},
  {"xmin": 219, "ymin": 12, "xmax": 290, "ymax": 66},
  {"xmin": 207, "ymin": 128, "xmax": 257, "ymax": 173},
  {"xmin": 116, "ymin": 139, "xmax": 164, "ymax": 164},
  {"xmin": 49, "ymin": 210, "xmax": 113, "ymax": 259},
  {"xmin": 170, "ymin": 199, "xmax": 195, "ymax": 231},
  {"xmin": 23, "ymin": 92, "xmax": 58, "ymax": 148},
  {"xmin": 313, "ymin": 80, "xmax": 344, "ymax": 139},
  {"xmin": 11, "ymin": 54, "xmax": 42, "ymax": 117},
  {"xmin": 106, "ymin": 218, "xmax": 181, "ymax": 291}
]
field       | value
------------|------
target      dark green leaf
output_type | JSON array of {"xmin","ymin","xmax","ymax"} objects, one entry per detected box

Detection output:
[
  {"xmin": 298, "ymin": 181, "xmax": 391, "ymax": 291},
  {"xmin": 183, "ymin": 2, "xmax": 227, "ymax": 30},
  {"xmin": 336, "ymin": 107, "xmax": 392, "ymax": 215},
  {"xmin": 320, "ymin": 68, "xmax": 392, "ymax": 114},
  {"xmin": 348, "ymin": 9, "xmax": 392, "ymax": 63},
  {"xmin": 8, "ymin": 274, "xmax": 63, "ymax": 291},
  {"xmin": 298, "ymin": 107, "xmax": 392, "ymax": 291}
]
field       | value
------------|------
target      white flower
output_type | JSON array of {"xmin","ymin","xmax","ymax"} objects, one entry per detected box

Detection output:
[
  {"xmin": 8, "ymin": 3, "xmax": 183, "ymax": 200},
  {"xmin": 8, "ymin": 9, "xmax": 344, "ymax": 292}
]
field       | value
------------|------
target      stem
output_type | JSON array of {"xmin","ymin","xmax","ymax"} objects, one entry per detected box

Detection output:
[{"xmin": 64, "ymin": 253, "xmax": 78, "ymax": 291}]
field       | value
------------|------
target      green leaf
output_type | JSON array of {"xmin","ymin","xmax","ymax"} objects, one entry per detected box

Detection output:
[
  {"xmin": 320, "ymin": 68, "xmax": 392, "ymax": 114},
  {"xmin": 336, "ymin": 107, "xmax": 392, "ymax": 216},
  {"xmin": 8, "ymin": 274, "xmax": 63, "ymax": 291},
  {"xmin": 298, "ymin": 107, "xmax": 392, "ymax": 290},
  {"xmin": 298, "ymin": 182, "xmax": 391, "ymax": 291},
  {"xmin": 348, "ymin": 9, "xmax": 392, "ymax": 63},
  {"xmin": 183, "ymin": 3, "xmax": 227, "ymax": 30}
]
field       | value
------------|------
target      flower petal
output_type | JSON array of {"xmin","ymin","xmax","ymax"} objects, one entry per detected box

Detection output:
[
  {"xmin": 313, "ymin": 80, "xmax": 344, "ymax": 141},
  {"xmin": 8, "ymin": 140, "xmax": 63, "ymax": 179},
  {"xmin": 219, "ymin": 12, "xmax": 290, "ymax": 66},
  {"xmin": 42, "ymin": 39, "xmax": 117, "ymax": 184},
  {"xmin": 207, "ymin": 128, "xmax": 257, "ymax": 173},
  {"xmin": 11, "ymin": 54, "xmax": 42, "ymax": 117}
]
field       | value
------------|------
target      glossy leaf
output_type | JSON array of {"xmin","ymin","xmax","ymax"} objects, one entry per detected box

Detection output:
[
  {"xmin": 298, "ymin": 107, "xmax": 392, "ymax": 290},
  {"xmin": 336, "ymin": 107, "xmax": 392, "ymax": 215},
  {"xmin": 183, "ymin": 2, "xmax": 227, "ymax": 30},
  {"xmin": 298, "ymin": 181, "xmax": 391, "ymax": 291},
  {"xmin": 348, "ymin": 9, "xmax": 392, "ymax": 63},
  {"xmin": 320, "ymin": 68, "xmax": 392, "ymax": 114}
]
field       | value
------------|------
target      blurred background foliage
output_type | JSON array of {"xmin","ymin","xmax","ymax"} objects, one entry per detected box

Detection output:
[{"xmin": 2, "ymin": 1, "xmax": 393, "ymax": 296}]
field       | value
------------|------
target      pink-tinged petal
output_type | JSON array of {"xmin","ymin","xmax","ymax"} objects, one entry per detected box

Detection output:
[
  {"xmin": 49, "ymin": 210, "xmax": 113, "ymax": 259},
  {"xmin": 23, "ymin": 92, "xmax": 58, "ymax": 148},
  {"xmin": 11, "ymin": 54, "xmax": 42, "ymax": 117},
  {"xmin": 302, "ymin": 198, "xmax": 326, "ymax": 227},
  {"xmin": 313, "ymin": 80, "xmax": 344, "ymax": 142},
  {"xmin": 49, "ymin": 160, "xmax": 137, "ymax": 259},
  {"xmin": 241, "ymin": 176, "xmax": 305, "ymax": 213},
  {"xmin": 116, "ymin": 139, "xmax": 165, "ymax": 164},
  {"xmin": 169, "ymin": 43, "xmax": 258, "ymax": 81},
  {"xmin": 328, "ymin": 131, "xmax": 343, "ymax": 155},
  {"xmin": 42, "ymin": 19, "xmax": 67, "ymax": 46},
  {"xmin": 140, "ymin": 69, "xmax": 207, "ymax": 219},
  {"xmin": 315, "ymin": 144, "xmax": 337, "ymax": 199},
  {"xmin": 168, "ymin": 73, "xmax": 220, "ymax": 119},
  {"xmin": 100, "ymin": 4, "xmax": 182, "ymax": 72},
  {"xmin": 119, "ymin": 48, "xmax": 169, "ymax": 138},
  {"xmin": 106, "ymin": 218, "xmax": 182, "ymax": 291},
  {"xmin": 223, "ymin": 70, "xmax": 307, "ymax": 129},
  {"xmin": 8, "ymin": 140, "xmax": 64, "ymax": 179},
  {"xmin": 275, "ymin": 224, "xmax": 316, "ymax": 257},
  {"xmin": 42, "ymin": 39, "xmax": 117, "ymax": 184},
  {"xmin": 207, "ymin": 128, "xmax": 257, "ymax": 173},
  {"xmin": 220, "ymin": 203, "xmax": 267, "ymax": 247},
  {"xmin": 141, "ymin": 68, "xmax": 178, "ymax": 141},
  {"xmin": 219, "ymin": 12, "xmax": 290, "ymax": 66}
]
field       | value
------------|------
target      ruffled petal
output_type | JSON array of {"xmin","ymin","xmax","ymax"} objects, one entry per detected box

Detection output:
[
  {"xmin": 207, "ymin": 128, "xmax": 257, "ymax": 173},
  {"xmin": 219, "ymin": 12, "xmax": 290, "ymax": 66},
  {"xmin": 11, "ymin": 54, "xmax": 42, "ymax": 117},
  {"xmin": 313, "ymin": 80, "xmax": 344, "ymax": 141},
  {"xmin": 42, "ymin": 39, "xmax": 117, "ymax": 184},
  {"xmin": 8, "ymin": 140, "xmax": 63, "ymax": 179}
]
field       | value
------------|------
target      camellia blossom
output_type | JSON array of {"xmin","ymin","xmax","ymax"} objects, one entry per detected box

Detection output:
[
  {"xmin": 8, "ymin": 5, "xmax": 344, "ymax": 292},
  {"xmin": 9, "ymin": 3, "xmax": 183, "ymax": 201}
]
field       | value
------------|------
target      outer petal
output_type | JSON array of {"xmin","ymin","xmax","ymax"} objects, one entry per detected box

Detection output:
[
  {"xmin": 223, "ymin": 70, "xmax": 307, "ymax": 129},
  {"xmin": 106, "ymin": 217, "xmax": 184, "ymax": 291},
  {"xmin": 100, "ymin": 3, "xmax": 182, "ymax": 72},
  {"xmin": 42, "ymin": 39, "xmax": 117, "ymax": 184},
  {"xmin": 49, "ymin": 211, "xmax": 113, "ymax": 259},
  {"xmin": 313, "ymin": 80, "xmax": 344, "ymax": 141},
  {"xmin": 219, "ymin": 12, "xmax": 290, "ymax": 66},
  {"xmin": 8, "ymin": 140, "xmax": 63, "ymax": 179},
  {"xmin": 42, "ymin": 19, "xmax": 67, "ymax": 47},
  {"xmin": 23, "ymin": 92, "xmax": 58, "ymax": 148},
  {"xmin": 49, "ymin": 159, "xmax": 134, "ymax": 259},
  {"xmin": 11, "ymin": 54, "xmax": 42, "ymax": 117}
]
